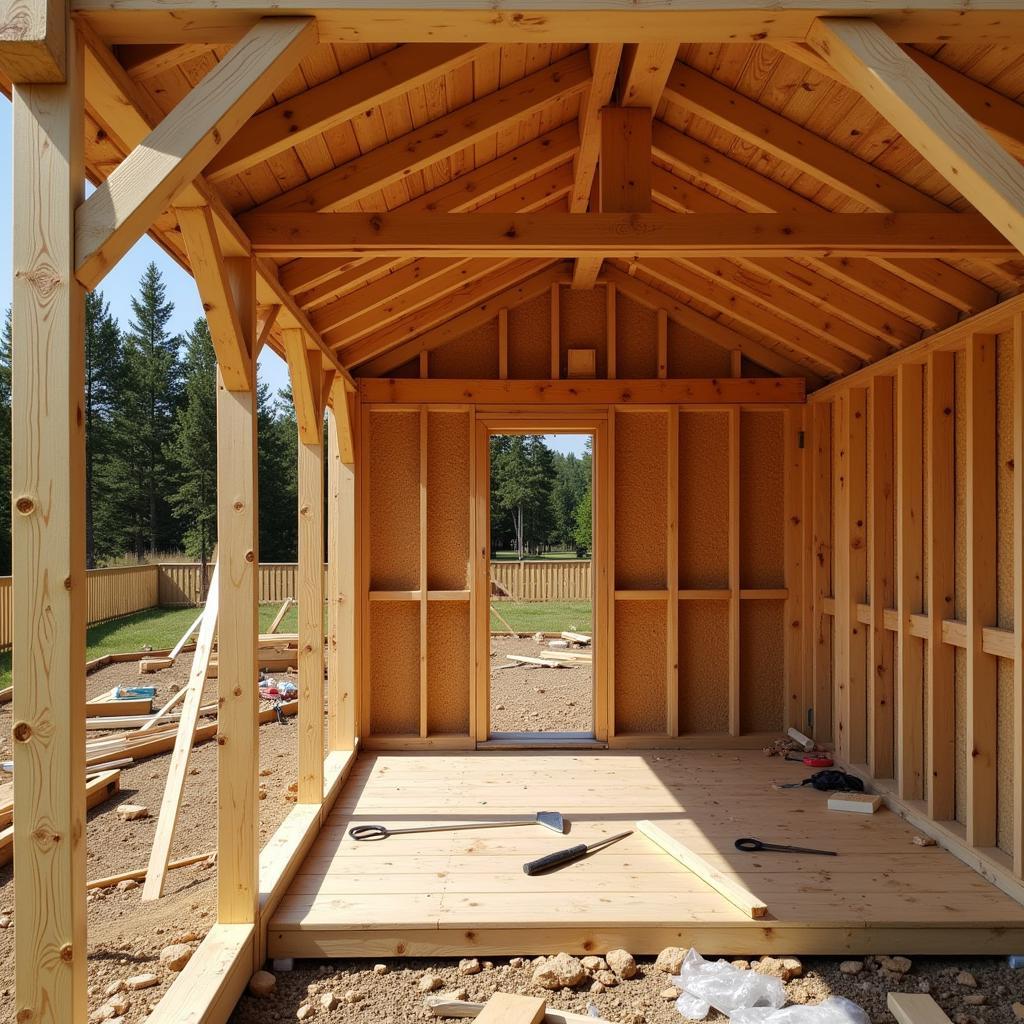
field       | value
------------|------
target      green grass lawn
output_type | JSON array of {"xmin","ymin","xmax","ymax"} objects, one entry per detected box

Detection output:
[
  {"xmin": 491, "ymin": 550, "xmax": 589, "ymax": 561},
  {"xmin": 489, "ymin": 600, "xmax": 591, "ymax": 633},
  {"xmin": 0, "ymin": 602, "xmax": 300, "ymax": 692}
]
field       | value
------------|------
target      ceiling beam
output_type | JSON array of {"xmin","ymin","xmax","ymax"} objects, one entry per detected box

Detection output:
[
  {"xmin": 75, "ymin": 16, "xmax": 317, "ymax": 289},
  {"xmin": 255, "ymin": 50, "xmax": 591, "ymax": 214},
  {"xmin": 206, "ymin": 42, "xmax": 489, "ymax": 182},
  {"xmin": 570, "ymin": 43, "xmax": 623, "ymax": 213},
  {"xmin": 240, "ymin": 211, "xmax": 1015, "ymax": 260},
  {"xmin": 807, "ymin": 17, "xmax": 1024, "ymax": 258},
  {"xmin": 618, "ymin": 42, "xmax": 677, "ymax": 108},
  {"xmin": 283, "ymin": 327, "xmax": 325, "ymax": 443},
  {"xmin": 0, "ymin": 0, "xmax": 64, "ymax": 82},
  {"xmin": 115, "ymin": 42, "xmax": 214, "ymax": 79}
]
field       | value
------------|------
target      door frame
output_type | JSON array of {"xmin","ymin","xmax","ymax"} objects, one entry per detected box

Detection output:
[{"xmin": 472, "ymin": 411, "xmax": 609, "ymax": 744}]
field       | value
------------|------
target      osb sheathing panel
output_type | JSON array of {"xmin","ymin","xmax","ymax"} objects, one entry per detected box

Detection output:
[
  {"xmin": 369, "ymin": 410, "xmax": 420, "ymax": 591},
  {"xmin": 615, "ymin": 411, "xmax": 667, "ymax": 589},
  {"xmin": 614, "ymin": 599, "xmax": 667, "ymax": 735},
  {"xmin": 953, "ymin": 352, "xmax": 966, "ymax": 828},
  {"xmin": 996, "ymin": 333, "xmax": 1014, "ymax": 855},
  {"xmin": 508, "ymin": 294, "xmax": 552, "ymax": 379},
  {"xmin": 678, "ymin": 600, "xmax": 729, "ymax": 733},
  {"xmin": 427, "ymin": 601, "xmax": 470, "ymax": 735},
  {"xmin": 740, "ymin": 411, "xmax": 785, "ymax": 589},
  {"xmin": 669, "ymin": 322, "xmax": 732, "ymax": 379},
  {"xmin": 679, "ymin": 411, "xmax": 729, "ymax": 588},
  {"xmin": 430, "ymin": 320, "xmax": 500, "ymax": 379},
  {"xmin": 741, "ymin": 600, "xmax": 785, "ymax": 733},
  {"xmin": 370, "ymin": 601, "xmax": 420, "ymax": 735},
  {"xmin": 560, "ymin": 286, "xmax": 607, "ymax": 378},
  {"xmin": 616, "ymin": 293, "xmax": 658, "ymax": 379},
  {"xmin": 427, "ymin": 411, "xmax": 471, "ymax": 591}
]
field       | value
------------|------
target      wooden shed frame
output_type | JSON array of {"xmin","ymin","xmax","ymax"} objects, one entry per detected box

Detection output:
[{"xmin": 7, "ymin": 3, "xmax": 1024, "ymax": 1021}]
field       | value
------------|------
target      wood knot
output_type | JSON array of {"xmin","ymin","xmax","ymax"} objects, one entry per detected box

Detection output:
[
  {"xmin": 233, "ymin": 686, "xmax": 241, "ymax": 697},
  {"xmin": 14, "ymin": 495, "xmax": 34, "ymax": 515},
  {"xmin": 233, "ymin": 500, "xmax": 244, "ymax": 512},
  {"xmin": 245, "ymin": 550, "xmax": 255, "ymax": 563},
  {"xmin": 12, "ymin": 721, "xmax": 31, "ymax": 741},
  {"xmin": 216, "ymin": 733, "xmax": 226, "ymax": 745},
  {"xmin": 20, "ymin": 263, "xmax": 62, "ymax": 299},
  {"xmin": 59, "ymin": 943, "xmax": 74, "ymax": 962}
]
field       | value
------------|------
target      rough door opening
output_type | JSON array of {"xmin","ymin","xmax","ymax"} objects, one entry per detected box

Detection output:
[{"xmin": 488, "ymin": 432, "xmax": 594, "ymax": 741}]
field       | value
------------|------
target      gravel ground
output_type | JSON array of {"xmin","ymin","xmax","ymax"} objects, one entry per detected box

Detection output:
[
  {"xmin": 229, "ymin": 953, "xmax": 1024, "ymax": 1024},
  {"xmin": 490, "ymin": 635, "xmax": 593, "ymax": 733}
]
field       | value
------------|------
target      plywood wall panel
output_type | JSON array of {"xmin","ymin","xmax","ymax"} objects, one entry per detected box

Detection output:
[
  {"xmin": 560, "ymin": 286, "xmax": 607, "ymax": 378},
  {"xmin": 430, "ymin": 321, "xmax": 500, "ymax": 379},
  {"xmin": 508, "ymin": 294, "xmax": 552, "ymax": 379},
  {"xmin": 741, "ymin": 600, "xmax": 785, "ymax": 733},
  {"xmin": 427, "ymin": 601, "xmax": 471, "ymax": 736},
  {"xmin": 427, "ymin": 411, "xmax": 471, "ymax": 591},
  {"xmin": 369, "ymin": 601, "xmax": 420, "ymax": 735},
  {"xmin": 668, "ymin": 322, "xmax": 732, "ymax": 379},
  {"xmin": 678, "ymin": 411, "xmax": 729, "ymax": 588},
  {"xmin": 614, "ymin": 599, "xmax": 667, "ymax": 735},
  {"xmin": 615, "ymin": 411, "xmax": 667, "ymax": 589},
  {"xmin": 615, "ymin": 293, "xmax": 658, "ymax": 379},
  {"xmin": 741, "ymin": 411, "xmax": 785, "ymax": 589},
  {"xmin": 678, "ymin": 600, "xmax": 730, "ymax": 733},
  {"xmin": 369, "ymin": 410, "xmax": 420, "ymax": 590}
]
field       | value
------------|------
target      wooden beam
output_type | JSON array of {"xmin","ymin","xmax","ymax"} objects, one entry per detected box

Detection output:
[
  {"xmin": 896, "ymin": 363, "xmax": 924, "ymax": 798},
  {"xmin": 215, "ymin": 364, "xmax": 259, "ymax": 926},
  {"xmin": 728, "ymin": 406, "xmax": 741, "ymax": 737},
  {"xmin": 114, "ymin": 41, "xmax": 212, "ymax": 79},
  {"xmin": 1014, "ymin": 314, "xmax": 1024, "ymax": 877},
  {"xmin": 75, "ymin": 16, "xmax": 316, "ymax": 289},
  {"xmin": 11, "ymin": 22, "xmax": 87, "ymax": 1023},
  {"xmin": 927, "ymin": 350, "xmax": 955, "ymax": 821},
  {"xmin": 356, "ymin": 377, "xmax": 805, "ymax": 405},
  {"xmin": 965, "ymin": 332, "xmax": 998, "ymax": 848},
  {"xmin": 868, "ymin": 376, "xmax": 895, "ymax": 779},
  {"xmin": 570, "ymin": 43, "xmax": 622, "ymax": 214},
  {"xmin": 283, "ymin": 328, "xmax": 324, "ymax": 444},
  {"xmin": 241, "ymin": 212, "xmax": 1014, "ymax": 260},
  {"xmin": 0, "ymin": 0, "xmax": 64, "ymax": 81},
  {"xmin": 807, "ymin": 18, "xmax": 1024, "ymax": 257},
  {"xmin": 618, "ymin": 42, "xmax": 677, "ymax": 108},
  {"xmin": 206, "ymin": 43, "xmax": 487, "ymax": 181},
  {"xmin": 256, "ymin": 51, "xmax": 591, "ymax": 214},
  {"xmin": 176, "ymin": 204, "xmax": 253, "ymax": 390},
  {"xmin": 810, "ymin": 401, "xmax": 833, "ymax": 743}
]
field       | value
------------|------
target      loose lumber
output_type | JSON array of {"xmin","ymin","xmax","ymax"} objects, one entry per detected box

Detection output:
[
  {"xmin": 888, "ymin": 994, "xmax": 953, "ymax": 1024},
  {"xmin": 75, "ymin": 16, "xmax": 317, "ymax": 289},
  {"xmin": 475, "ymin": 994, "xmax": 547, "ymax": 1024},
  {"xmin": 636, "ymin": 819, "xmax": 769, "ymax": 919},
  {"xmin": 427, "ymin": 998, "xmax": 612, "ymax": 1024},
  {"xmin": 240, "ymin": 212, "xmax": 1014, "ymax": 260},
  {"xmin": 84, "ymin": 710, "xmax": 197, "ymax": 730},
  {"xmin": 88, "ymin": 850, "xmax": 214, "ymax": 890},
  {"xmin": 142, "ymin": 564, "xmax": 220, "ymax": 900},
  {"xmin": 506, "ymin": 655, "xmax": 565, "ymax": 668},
  {"xmin": 787, "ymin": 727, "xmax": 815, "ymax": 752},
  {"xmin": 561, "ymin": 632, "xmax": 591, "ymax": 645},
  {"xmin": 267, "ymin": 596, "xmax": 294, "ymax": 635},
  {"xmin": 490, "ymin": 603, "xmax": 517, "ymax": 635},
  {"xmin": 85, "ymin": 689, "xmax": 153, "ymax": 717},
  {"xmin": 828, "ymin": 793, "xmax": 882, "ymax": 814}
]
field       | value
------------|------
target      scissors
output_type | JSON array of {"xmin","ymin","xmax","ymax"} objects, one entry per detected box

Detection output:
[{"xmin": 735, "ymin": 837, "xmax": 837, "ymax": 856}]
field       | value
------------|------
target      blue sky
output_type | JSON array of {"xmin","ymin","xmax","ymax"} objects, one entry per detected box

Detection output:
[{"xmin": 0, "ymin": 96, "xmax": 292, "ymax": 395}]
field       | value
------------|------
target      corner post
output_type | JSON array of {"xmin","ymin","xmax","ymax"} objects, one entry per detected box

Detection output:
[
  {"xmin": 215, "ymin": 257, "xmax": 260, "ymax": 925},
  {"xmin": 12, "ymin": 13, "xmax": 87, "ymax": 1022}
]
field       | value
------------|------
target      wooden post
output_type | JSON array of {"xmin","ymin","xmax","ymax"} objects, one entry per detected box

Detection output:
[
  {"xmin": 728, "ymin": 406, "xmax": 741, "ymax": 737},
  {"xmin": 966, "ymin": 332, "xmax": 998, "ymax": 848},
  {"xmin": 215, "ymin": 316, "xmax": 260, "ymax": 925},
  {"xmin": 1014, "ymin": 313, "xmax": 1024, "ymax": 876},
  {"xmin": 666, "ymin": 406, "xmax": 679, "ymax": 736},
  {"xmin": 327, "ymin": 382, "xmax": 356, "ymax": 751},
  {"xmin": 784, "ymin": 407, "xmax": 805, "ymax": 732},
  {"xmin": 811, "ymin": 401, "xmax": 833, "ymax": 743},
  {"xmin": 896, "ymin": 363, "xmax": 924, "ymax": 799},
  {"xmin": 12, "ymin": 17, "xmax": 88, "ymax": 1023},
  {"xmin": 927, "ymin": 351, "xmax": 955, "ymax": 820},
  {"xmin": 419, "ymin": 407, "xmax": 429, "ymax": 737}
]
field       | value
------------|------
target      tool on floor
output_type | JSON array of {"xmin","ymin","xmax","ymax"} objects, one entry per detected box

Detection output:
[
  {"xmin": 522, "ymin": 830, "xmax": 631, "ymax": 875},
  {"xmin": 734, "ymin": 836, "xmax": 837, "ymax": 856},
  {"xmin": 349, "ymin": 810, "xmax": 566, "ymax": 841},
  {"xmin": 785, "ymin": 754, "xmax": 834, "ymax": 767},
  {"xmin": 776, "ymin": 768, "xmax": 864, "ymax": 791}
]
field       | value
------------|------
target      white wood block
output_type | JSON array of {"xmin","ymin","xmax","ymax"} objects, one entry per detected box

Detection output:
[{"xmin": 828, "ymin": 793, "xmax": 882, "ymax": 814}]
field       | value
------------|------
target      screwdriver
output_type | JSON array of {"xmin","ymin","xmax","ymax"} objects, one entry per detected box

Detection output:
[{"xmin": 522, "ymin": 830, "xmax": 633, "ymax": 875}]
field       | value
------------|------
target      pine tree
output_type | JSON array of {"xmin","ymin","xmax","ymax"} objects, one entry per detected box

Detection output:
[
  {"xmin": 84, "ymin": 290, "xmax": 123, "ymax": 566},
  {"xmin": 107, "ymin": 263, "xmax": 184, "ymax": 559},
  {"xmin": 257, "ymin": 381, "xmax": 298, "ymax": 562},
  {"xmin": 0, "ymin": 310, "xmax": 11, "ymax": 576},
  {"xmin": 166, "ymin": 319, "xmax": 218, "ymax": 580}
]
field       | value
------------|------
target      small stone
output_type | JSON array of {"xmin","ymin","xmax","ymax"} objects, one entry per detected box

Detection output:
[
  {"xmin": 919, "ymin": 981, "xmax": 932, "ymax": 994},
  {"xmin": 126, "ymin": 974, "xmax": 159, "ymax": 992},
  {"xmin": 115, "ymin": 879, "xmax": 139, "ymax": 893},
  {"xmin": 732, "ymin": 960, "xmax": 750, "ymax": 971},
  {"xmin": 780, "ymin": 957, "xmax": 803, "ymax": 979},
  {"xmin": 418, "ymin": 974, "xmax": 443, "ymax": 993},
  {"xmin": 509, "ymin": 958, "xmax": 525, "ymax": 969},
  {"xmin": 0, "ymin": 915, "xmax": 11, "ymax": 929},
  {"xmin": 957, "ymin": 972, "xmax": 978, "ymax": 988},
  {"xmin": 581, "ymin": 956, "xmax": 607, "ymax": 972},
  {"xmin": 103, "ymin": 981, "xmax": 126, "ymax": 997},
  {"xmin": 532, "ymin": 952, "xmax": 585, "ymax": 990},
  {"xmin": 344, "ymin": 990, "xmax": 365, "ymax": 1005},
  {"xmin": 754, "ymin": 955, "xmax": 802, "ymax": 982},
  {"xmin": 89, "ymin": 1005, "xmax": 117, "ymax": 1022},
  {"xmin": 115, "ymin": 804, "xmax": 149, "ymax": 821},
  {"xmin": 839, "ymin": 961, "xmax": 864, "ymax": 975},
  {"xmin": 108, "ymin": 996, "xmax": 130, "ymax": 1015},
  {"xmin": 442, "ymin": 988, "xmax": 469, "ymax": 1002},
  {"xmin": 879, "ymin": 956, "xmax": 912, "ymax": 975},
  {"xmin": 296, "ymin": 1005, "xmax": 314, "ymax": 1021},
  {"xmin": 590, "ymin": 982, "xmax": 606, "ymax": 995},
  {"xmin": 1011, "ymin": 1002, "xmax": 1024, "ymax": 1019},
  {"xmin": 482, "ymin": 961, "xmax": 494, "ymax": 971},
  {"xmin": 159, "ymin": 944, "xmax": 193, "ymax": 972},
  {"xmin": 964, "ymin": 995, "xmax": 987, "ymax": 1006},
  {"xmin": 912, "ymin": 835, "xmax": 937, "ymax": 847},
  {"xmin": 606, "ymin": 949, "xmax": 637, "ymax": 980},
  {"xmin": 624, "ymin": 1014, "xmax": 646, "ymax": 1024},
  {"xmin": 655, "ymin": 947, "xmax": 685, "ymax": 974},
  {"xmin": 459, "ymin": 958, "xmax": 482, "ymax": 975},
  {"xmin": 373, "ymin": 964, "xmax": 389, "ymax": 975},
  {"xmin": 595, "ymin": 971, "xmax": 617, "ymax": 987},
  {"xmin": 175, "ymin": 931, "xmax": 201, "ymax": 944},
  {"xmin": 660, "ymin": 987, "xmax": 679, "ymax": 1000},
  {"xmin": 319, "ymin": 992, "xmax": 339, "ymax": 1011}
]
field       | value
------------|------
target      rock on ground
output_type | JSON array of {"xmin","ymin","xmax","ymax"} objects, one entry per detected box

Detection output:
[
  {"xmin": 158, "ymin": 944, "xmax": 192, "ymax": 972},
  {"xmin": 607, "ymin": 949, "xmax": 638, "ymax": 979},
  {"xmin": 533, "ymin": 952, "xmax": 585, "ymax": 990},
  {"xmin": 654, "ymin": 947, "xmax": 685, "ymax": 974}
]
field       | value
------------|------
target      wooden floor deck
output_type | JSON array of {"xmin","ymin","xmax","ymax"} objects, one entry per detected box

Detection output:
[{"xmin": 268, "ymin": 750, "xmax": 1024, "ymax": 958}]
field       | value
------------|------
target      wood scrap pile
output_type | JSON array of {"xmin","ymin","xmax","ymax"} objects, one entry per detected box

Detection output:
[
  {"xmin": 428, "ymin": 992, "xmax": 614, "ymax": 1023},
  {"xmin": 506, "ymin": 631, "xmax": 593, "ymax": 670}
]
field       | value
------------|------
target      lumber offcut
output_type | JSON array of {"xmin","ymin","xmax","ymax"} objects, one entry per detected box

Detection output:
[
  {"xmin": 426, "ymin": 998, "xmax": 613, "ymax": 1024},
  {"xmin": 636, "ymin": 819, "xmax": 768, "ymax": 919},
  {"xmin": 888, "ymin": 994, "xmax": 954, "ymax": 1024}
]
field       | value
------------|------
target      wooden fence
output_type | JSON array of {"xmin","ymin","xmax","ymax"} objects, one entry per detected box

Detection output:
[
  {"xmin": 490, "ymin": 559, "xmax": 591, "ymax": 602},
  {"xmin": 156, "ymin": 562, "xmax": 317, "ymax": 606}
]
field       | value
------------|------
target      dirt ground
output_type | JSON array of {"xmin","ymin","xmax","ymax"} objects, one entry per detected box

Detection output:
[{"xmin": 490, "ymin": 635, "xmax": 593, "ymax": 733}]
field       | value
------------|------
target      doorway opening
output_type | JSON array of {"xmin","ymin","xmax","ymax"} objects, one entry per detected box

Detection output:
[{"xmin": 488, "ymin": 432, "xmax": 594, "ymax": 740}]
